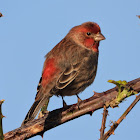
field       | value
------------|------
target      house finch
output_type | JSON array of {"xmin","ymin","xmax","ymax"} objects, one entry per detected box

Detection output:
[{"xmin": 22, "ymin": 22, "xmax": 105, "ymax": 125}]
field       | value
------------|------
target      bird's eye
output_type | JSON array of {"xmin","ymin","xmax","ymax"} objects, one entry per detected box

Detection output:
[{"xmin": 87, "ymin": 32, "xmax": 91, "ymax": 36}]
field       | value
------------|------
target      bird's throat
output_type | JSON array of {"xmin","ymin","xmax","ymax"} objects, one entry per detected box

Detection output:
[
  {"xmin": 92, "ymin": 43, "xmax": 99, "ymax": 52},
  {"xmin": 84, "ymin": 38, "xmax": 99, "ymax": 52}
]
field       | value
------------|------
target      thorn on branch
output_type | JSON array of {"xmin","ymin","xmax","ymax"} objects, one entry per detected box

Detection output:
[
  {"xmin": 93, "ymin": 90, "xmax": 101, "ymax": 97},
  {"xmin": 0, "ymin": 12, "xmax": 3, "ymax": 17},
  {"xmin": 89, "ymin": 111, "xmax": 94, "ymax": 116},
  {"xmin": 40, "ymin": 132, "xmax": 44, "ymax": 139},
  {"xmin": 136, "ymin": 15, "xmax": 140, "ymax": 19}
]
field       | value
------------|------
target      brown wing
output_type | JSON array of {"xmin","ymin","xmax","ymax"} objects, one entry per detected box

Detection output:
[
  {"xmin": 50, "ymin": 63, "xmax": 81, "ymax": 95},
  {"xmin": 56, "ymin": 63, "xmax": 81, "ymax": 89}
]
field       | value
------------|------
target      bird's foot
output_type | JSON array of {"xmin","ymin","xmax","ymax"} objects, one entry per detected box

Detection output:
[
  {"xmin": 63, "ymin": 99, "xmax": 68, "ymax": 109},
  {"xmin": 76, "ymin": 94, "xmax": 82, "ymax": 110}
]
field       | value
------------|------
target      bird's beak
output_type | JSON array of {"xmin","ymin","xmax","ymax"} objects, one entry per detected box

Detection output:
[{"xmin": 94, "ymin": 32, "xmax": 105, "ymax": 42}]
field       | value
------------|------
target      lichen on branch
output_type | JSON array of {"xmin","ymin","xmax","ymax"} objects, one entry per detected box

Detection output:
[{"xmin": 105, "ymin": 80, "xmax": 138, "ymax": 108}]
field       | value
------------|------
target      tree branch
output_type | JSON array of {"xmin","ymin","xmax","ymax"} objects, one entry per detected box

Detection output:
[
  {"xmin": 102, "ymin": 94, "xmax": 140, "ymax": 140},
  {"xmin": 4, "ymin": 78, "xmax": 140, "ymax": 140},
  {"xmin": 100, "ymin": 105, "xmax": 108, "ymax": 139},
  {"xmin": 0, "ymin": 99, "xmax": 5, "ymax": 140}
]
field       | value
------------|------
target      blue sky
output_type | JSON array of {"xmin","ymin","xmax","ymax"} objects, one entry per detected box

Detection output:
[{"xmin": 0, "ymin": 0, "xmax": 140, "ymax": 140}]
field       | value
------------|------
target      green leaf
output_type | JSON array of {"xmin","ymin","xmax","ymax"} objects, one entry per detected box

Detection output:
[{"xmin": 106, "ymin": 80, "xmax": 138, "ymax": 108}]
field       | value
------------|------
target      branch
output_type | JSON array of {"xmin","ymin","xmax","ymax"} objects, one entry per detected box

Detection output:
[
  {"xmin": 100, "ymin": 106, "xmax": 108, "ymax": 139},
  {"xmin": 102, "ymin": 94, "xmax": 140, "ymax": 140},
  {"xmin": 4, "ymin": 78, "xmax": 140, "ymax": 140},
  {"xmin": 0, "ymin": 99, "xmax": 5, "ymax": 140}
]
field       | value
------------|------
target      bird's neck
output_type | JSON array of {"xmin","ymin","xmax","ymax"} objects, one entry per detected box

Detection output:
[{"xmin": 92, "ymin": 42, "xmax": 99, "ymax": 52}]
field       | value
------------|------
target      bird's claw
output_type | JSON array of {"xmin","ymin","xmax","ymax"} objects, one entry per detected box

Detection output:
[
  {"xmin": 63, "ymin": 99, "xmax": 68, "ymax": 109},
  {"xmin": 76, "ymin": 95, "xmax": 82, "ymax": 110}
]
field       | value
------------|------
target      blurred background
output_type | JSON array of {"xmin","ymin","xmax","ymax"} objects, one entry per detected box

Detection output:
[{"xmin": 0, "ymin": 0, "xmax": 140, "ymax": 140}]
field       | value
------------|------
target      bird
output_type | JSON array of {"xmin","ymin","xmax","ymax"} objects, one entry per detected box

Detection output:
[{"xmin": 21, "ymin": 21, "xmax": 105, "ymax": 126}]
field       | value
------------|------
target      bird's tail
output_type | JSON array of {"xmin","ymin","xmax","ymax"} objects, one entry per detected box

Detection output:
[{"xmin": 21, "ymin": 95, "xmax": 50, "ymax": 126}]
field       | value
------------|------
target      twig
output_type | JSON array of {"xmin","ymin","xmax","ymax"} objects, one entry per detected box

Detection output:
[
  {"xmin": 0, "ymin": 99, "xmax": 5, "ymax": 140},
  {"xmin": 137, "ymin": 15, "xmax": 140, "ymax": 19},
  {"xmin": 4, "ymin": 78, "xmax": 140, "ymax": 140},
  {"xmin": 0, "ymin": 13, "xmax": 3, "ymax": 17},
  {"xmin": 100, "ymin": 105, "xmax": 108, "ymax": 139},
  {"xmin": 102, "ymin": 94, "xmax": 140, "ymax": 140}
]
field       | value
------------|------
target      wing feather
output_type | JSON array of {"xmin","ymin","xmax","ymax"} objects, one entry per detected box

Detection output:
[{"xmin": 56, "ymin": 63, "xmax": 81, "ymax": 90}]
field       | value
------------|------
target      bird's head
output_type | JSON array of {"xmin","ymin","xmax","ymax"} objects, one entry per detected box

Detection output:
[{"xmin": 68, "ymin": 22, "xmax": 105, "ymax": 52}]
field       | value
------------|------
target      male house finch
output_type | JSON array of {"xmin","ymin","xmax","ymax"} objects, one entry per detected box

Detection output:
[{"xmin": 22, "ymin": 22, "xmax": 105, "ymax": 125}]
